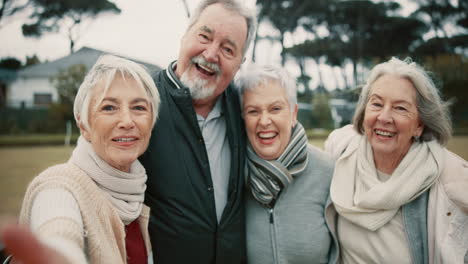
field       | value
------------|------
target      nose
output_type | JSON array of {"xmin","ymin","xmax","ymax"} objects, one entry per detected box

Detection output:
[
  {"xmin": 259, "ymin": 112, "xmax": 272, "ymax": 127},
  {"xmin": 202, "ymin": 44, "xmax": 219, "ymax": 63},
  {"xmin": 377, "ymin": 107, "xmax": 393, "ymax": 123},
  {"xmin": 118, "ymin": 109, "xmax": 135, "ymax": 129}
]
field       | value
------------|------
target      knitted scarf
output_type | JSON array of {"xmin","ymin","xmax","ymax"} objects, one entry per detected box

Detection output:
[
  {"xmin": 246, "ymin": 123, "xmax": 309, "ymax": 208},
  {"xmin": 331, "ymin": 135, "xmax": 444, "ymax": 231},
  {"xmin": 70, "ymin": 136, "xmax": 147, "ymax": 224}
]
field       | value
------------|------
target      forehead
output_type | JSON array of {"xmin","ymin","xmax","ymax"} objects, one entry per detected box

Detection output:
[
  {"xmin": 92, "ymin": 74, "xmax": 148, "ymax": 102},
  {"xmin": 192, "ymin": 4, "xmax": 248, "ymax": 46},
  {"xmin": 243, "ymin": 80, "xmax": 288, "ymax": 104},
  {"xmin": 370, "ymin": 74, "xmax": 417, "ymax": 101}
]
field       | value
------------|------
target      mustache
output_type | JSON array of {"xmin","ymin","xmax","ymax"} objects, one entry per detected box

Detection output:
[{"xmin": 190, "ymin": 56, "xmax": 221, "ymax": 75}]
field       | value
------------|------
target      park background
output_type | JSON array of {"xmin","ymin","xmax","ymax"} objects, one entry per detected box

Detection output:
[{"xmin": 0, "ymin": 0, "xmax": 467, "ymax": 216}]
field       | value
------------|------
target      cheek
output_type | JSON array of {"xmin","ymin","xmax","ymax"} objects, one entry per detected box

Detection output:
[{"xmin": 244, "ymin": 118, "xmax": 257, "ymax": 139}]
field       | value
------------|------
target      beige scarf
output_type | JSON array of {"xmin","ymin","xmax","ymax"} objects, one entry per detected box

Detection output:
[
  {"xmin": 70, "ymin": 136, "xmax": 147, "ymax": 224},
  {"xmin": 331, "ymin": 135, "xmax": 444, "ymax": 231}
]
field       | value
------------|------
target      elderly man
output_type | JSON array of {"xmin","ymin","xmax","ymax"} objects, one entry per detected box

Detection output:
[{"xmin": 139, "ymin": 0, "xmax": 257, "ymax": 263}]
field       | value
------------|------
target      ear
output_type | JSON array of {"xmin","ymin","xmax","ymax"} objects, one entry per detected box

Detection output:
[
  {"xmin": 292, "ymin": 104, "xmax": 298, "ymax": 126},
  {"xmin": 78, "ymin": 121, "xmax": 91, "ymax": 142},
  {"xmin": 414, "ymin": 119, "xmax": 424, "ymax": 138}
]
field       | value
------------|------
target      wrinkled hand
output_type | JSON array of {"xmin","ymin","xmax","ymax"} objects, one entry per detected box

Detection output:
[{"xmin": 1, "ymin": 224, "xmax": 71, "ymax": 264}]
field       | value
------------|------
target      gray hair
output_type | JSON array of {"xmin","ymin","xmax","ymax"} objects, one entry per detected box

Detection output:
[
  {"xmin": 187, "ymin": 0, "xmax": 257, "ymax": 56},
  {"xmin": 353, "ymin": 57, "xmax": 452, "ymax": 145},
  {"xmin": 235, "ymin": 64, "xmax": 297, "ymax": 112},
  {"xmin": 73, "ymin": 54, "xmax": 160, "ymax": 131}
]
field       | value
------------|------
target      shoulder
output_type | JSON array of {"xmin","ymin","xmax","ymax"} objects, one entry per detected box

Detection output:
[
  {"xmin": 439, "ymin": 149, "xmax": 468, "ymax": 213},
  {"xmin": 305, "ymin": 144, "xmax": 335, "ymax": 177},
  {"xmin": 28, "ymin": 162, "xmax": 94, "ymax": 196},
  {"xmin": 307, "ymin": 144, "xmax": 334, "ymax": 167},
  {"xmin": 324, "ymin": 124, "xmax": 359, "ymax": 160}
]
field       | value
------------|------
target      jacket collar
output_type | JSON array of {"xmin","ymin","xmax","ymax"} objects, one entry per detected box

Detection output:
[{"xmin": 165, "ymin": 61, "xmax": 185, "ymax": 90}]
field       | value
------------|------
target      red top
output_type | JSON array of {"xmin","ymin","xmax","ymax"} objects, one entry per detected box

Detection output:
[{"xmin": 125, "ymin": 219, "xmax": 148, "ymax": 264}]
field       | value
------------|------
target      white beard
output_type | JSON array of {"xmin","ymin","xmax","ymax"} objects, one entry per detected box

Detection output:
[{"xmin": 180, "ymin": 70, "xmax": 217, "ymax": 100}]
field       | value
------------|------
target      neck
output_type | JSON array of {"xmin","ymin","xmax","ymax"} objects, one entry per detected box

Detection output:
[
  {"xmin": 373, "ymin": 150, "xmax": 407, "ymax": 175},
  {"xmin": 193, "ymin": 97, "xmax": 218, "ymax": 118}
]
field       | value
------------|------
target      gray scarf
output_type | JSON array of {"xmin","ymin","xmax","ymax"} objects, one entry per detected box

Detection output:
[
  {"xmin": 246, "ymin": 123, "xmax": 309, "ymax": 208},
  {"xmin": 70, "ymin": 136, "xmax": 147, "ymax": 224}
]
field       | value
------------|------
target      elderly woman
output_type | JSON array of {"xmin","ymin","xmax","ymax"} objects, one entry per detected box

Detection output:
[
  {"xmin": 235, "ymin": 64, "xmax": 338, "ymax": 264},
  {"xmin": 324, "ymin": 57, "xmax": 468, "ymax": 264},
  {"xmin": 1, "ymin": 55, "xmax": 160, "ymax": 264}
]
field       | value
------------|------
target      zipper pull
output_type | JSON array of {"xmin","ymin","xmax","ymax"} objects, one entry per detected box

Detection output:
[{"xmin": 269, "ymin": 208, "xmax": 274, "ymax": 224}]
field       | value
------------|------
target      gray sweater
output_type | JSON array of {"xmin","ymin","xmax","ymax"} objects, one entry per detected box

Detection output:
[{"xmin": 246, "ymin": 145, "xmax": 338, "ymax": 264}]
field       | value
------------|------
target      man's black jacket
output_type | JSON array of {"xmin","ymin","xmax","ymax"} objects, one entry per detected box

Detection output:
[{"xmin": 140, "ymin": 66, "xmax": 246, "ymax": 264}]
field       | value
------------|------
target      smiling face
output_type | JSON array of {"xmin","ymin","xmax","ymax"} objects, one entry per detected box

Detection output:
[
  {"xmin": 364, "ymin": 74, "xmax": 424, "ymax": 161},
  {"xmin": 243, "ymin": 80, "xmax": 298, "ymax": 160},
  {"xmin": 80, "ymin": 75, "xmax": 153, "ymax": 172},
  {"xmin": 175, "ymin": 3, "xmax": 247, "ymax": 103}
]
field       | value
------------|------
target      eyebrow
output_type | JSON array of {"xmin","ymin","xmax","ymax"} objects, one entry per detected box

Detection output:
[
  {"xmin": 369, "ymin": 94, "xmax": 412, "ymax": 105},
  {"xmin": 200, "ymin": 25, "xmax": 238, "ymax": 51},
  {"xmin": 101, "ymin": 97, "xmax": 150, "ymax": 104}
]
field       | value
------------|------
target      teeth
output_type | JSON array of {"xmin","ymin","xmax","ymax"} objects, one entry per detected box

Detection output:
[
  {"xmin": 114, "ymin": 138, "xmax": 136, "ymax": 142},
  {"xmin": 198, "ymin": 64, "xmax": 214, "ymax": 73},
  {"xmin": 375, "ymin": 130, "xmax": 394, "ymax": 137},
  {"xmin": 258, "ymin": 132, "xmax": 277, "ymax": 139}
]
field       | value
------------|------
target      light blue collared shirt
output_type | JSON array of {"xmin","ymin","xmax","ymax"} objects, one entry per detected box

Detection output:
[{"xmin": 197, "ymin": 96, "xmax": 231, "ymax": 223}]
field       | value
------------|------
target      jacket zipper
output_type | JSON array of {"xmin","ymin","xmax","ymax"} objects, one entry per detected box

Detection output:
[{"xmin": 269, "ymin": 207, "xmax": 279, "ymax": 264}]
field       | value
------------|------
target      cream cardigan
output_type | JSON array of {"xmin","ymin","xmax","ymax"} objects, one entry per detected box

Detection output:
[{"xmin": 19, "ymin": 162, "xmax": 152, "ymax": 264}]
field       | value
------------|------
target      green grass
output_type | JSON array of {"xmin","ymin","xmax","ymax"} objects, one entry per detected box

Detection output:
[
  {"xmin": 0, "ymin": 134, "xmax": 79, "ymax": 146},
  {"xmin": 0, "ymin": 146, "xmax": 74, "ymax": 216},
  {"xmin": 1, "ymin": 136, "xmax": 467, "ymax": 216}
]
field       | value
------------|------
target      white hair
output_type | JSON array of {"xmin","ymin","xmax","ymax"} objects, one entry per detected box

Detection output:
[
  {"xmin": 73, "ymin": 54, "xmax": 160, "ymax": 131},
  {"xmin": 187, "ymin": 0, "xmax": 257, "ymax": 56},
  {"xmin": 235, "ymin": 64, "xmax": 297, "ymax": 112},
  {"xmin": 353, "ymin": 57, "xmax": 452, "ymax": 145}
]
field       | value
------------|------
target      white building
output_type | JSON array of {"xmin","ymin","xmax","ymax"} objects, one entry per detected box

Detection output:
[{"xmin": 3, "ymin": 47, "xmax": 161, "ymax": 109}]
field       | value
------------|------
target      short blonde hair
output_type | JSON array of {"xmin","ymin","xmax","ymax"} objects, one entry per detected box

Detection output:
[{"xmin": 73, "ymin": 54, "xmax": 160, "ymax": 131}]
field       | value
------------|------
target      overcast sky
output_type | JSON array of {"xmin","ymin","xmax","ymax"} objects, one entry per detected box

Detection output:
[
  {"xmin": 0, "ymin": 0, "xmax": 416, "ymax": 90},
  {"xmin": 0, "ymin": 0, "xmax": 258, "ymax": 67}
]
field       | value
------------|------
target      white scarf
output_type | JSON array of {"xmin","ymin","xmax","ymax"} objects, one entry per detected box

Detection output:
[
  {"xmin": 331, "ymin": 135, "xmax": 444, "ymax": 231},
  {"xmin": 70, "ymin": 136, "xmax": 147, "ymax": 224}
]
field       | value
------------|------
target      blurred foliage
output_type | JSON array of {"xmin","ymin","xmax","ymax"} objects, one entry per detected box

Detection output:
[
  {"xmin": 423, "ymin": 54, "xmax": 468, "ymax": 128},
  {"xmin": 49, "ymin": 63, "xmax": 87, "ymax": 130},
  {"xmin": 310, "ymin": 92, "xmax": 334, "ymax": 129},
  {"xmin": 255, "ymin": 0, "xmax": 468, "ymax": 127},
  {"xmin": 0, "ymin": 57, "xmax": 22, "ymax": 70},
  {"xmin": 21, "ymin": 0, "xmax": 121, "ymax": 52}
]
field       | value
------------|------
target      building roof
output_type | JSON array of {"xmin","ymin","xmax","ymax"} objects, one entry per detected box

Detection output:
[{"xmin": 17, "ymin": 47, "xmax": 161, "ymax": 78}]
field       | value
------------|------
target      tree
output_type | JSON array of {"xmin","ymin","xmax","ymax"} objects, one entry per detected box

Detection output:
[
  {"xmin": 310, "ymin": 91, "xmax": 334, "ymax": 129},
  {"xmin": 0, "ymin": 57, "xmax": 22, "ymax": 69},
  {"xmin": 256, "ymin": 0, "xmax": 308, "ymax": 65},
  {"xmin": 51, "ymin": 64, "xmax": 87, "ymax": 106},
  {"xmin": 22, "ymin": 0, "xmax": 121, "ymax": 53},
  {"xmin": 49, "ymin": 64, "xmax": 87, "ymax": 127},
  {"xmin": 25, "ymin": 54, "xmax": 40, "ymax": 66},
  {"xmin": 423, "ymin": 54, "xmax": 468, "ymax": 127},
  {"xmin": 0, "ymin": 0, "xmax": 29, "ymax": 27}
]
